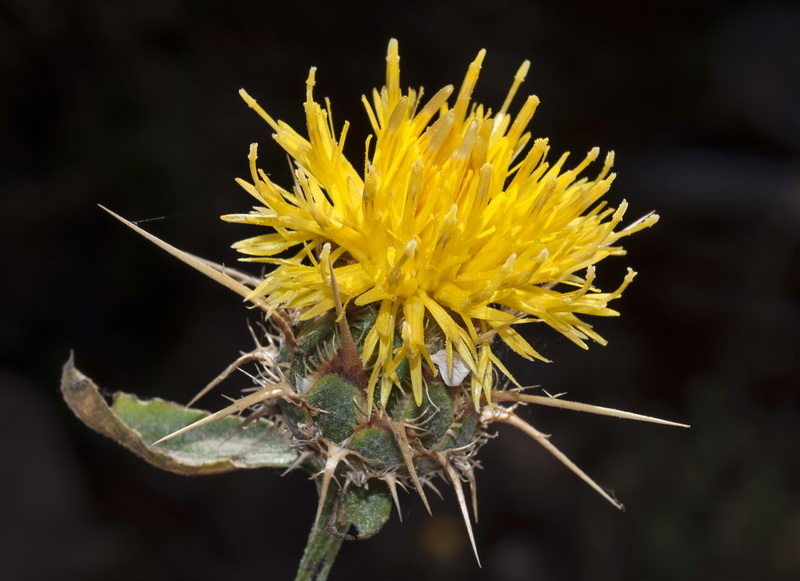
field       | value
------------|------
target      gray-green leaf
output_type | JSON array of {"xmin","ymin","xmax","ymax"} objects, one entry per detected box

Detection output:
[
  {"xmin": 61, "ymin": 355, "xmax": 298, "ymax": 475},
  {"xmin": 343, "ymin": 480, "xmax": 393, "ymax": 539}
]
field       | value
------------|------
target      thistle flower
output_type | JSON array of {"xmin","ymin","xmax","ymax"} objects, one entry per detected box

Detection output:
[
  {"xmin": 224, "ymin": 39, "xmax": 658, "ymax": 409},
  {"xmin": 66, "ymin": 39, "xmax": 687, "ymax": 581}
]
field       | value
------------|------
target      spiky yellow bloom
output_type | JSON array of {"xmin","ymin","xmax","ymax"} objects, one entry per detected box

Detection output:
[{"xmin": 224, "ymin": 39, "xmax": 658, "ymax": 408}]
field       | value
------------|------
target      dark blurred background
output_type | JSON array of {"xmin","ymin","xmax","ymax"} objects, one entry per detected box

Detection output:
[{"xmin": 1, "ymin": 0, "xmax": 798, "ymax": 579}]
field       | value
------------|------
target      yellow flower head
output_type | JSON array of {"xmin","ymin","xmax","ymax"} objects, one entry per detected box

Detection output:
[{"xmin": 224, "ymin": 39, "xmax": 658, "ymax": 408}]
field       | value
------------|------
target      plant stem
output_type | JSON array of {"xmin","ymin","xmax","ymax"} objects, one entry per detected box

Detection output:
[{"xmin": 294, "ymin": 484, "xmax": 349, "ymax": 581}]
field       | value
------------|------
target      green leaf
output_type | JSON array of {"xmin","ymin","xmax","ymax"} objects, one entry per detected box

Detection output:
[
  {"xmin": 343, "ymin": 480, "xmax": 393, "ymax": 539},
  {"xmin": 61, "ymin": 355, "xmax": 298, "ymax": 475}
]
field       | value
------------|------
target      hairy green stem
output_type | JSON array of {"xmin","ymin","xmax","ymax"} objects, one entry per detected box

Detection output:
[{"xmin": 294, "ymin": 484, "xmax": 349, "ymax": 581}]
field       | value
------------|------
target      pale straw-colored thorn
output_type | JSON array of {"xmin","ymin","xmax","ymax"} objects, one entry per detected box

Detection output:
[
  {"xmin": 281, "ymin": 450, "xmax": 315, "ymax": 477},
  {"xmin": 244, "ymin": 325, "xmax": 284, "ymax": 386},
  {"xmin": 465, "ymin": 467, "xmax": 479, "ymax": 523},
  {"xmin": 188, "ymin": 350, "xmax": 261, "ymax": 408},
  {"xmin": 389, "ymin": 420, "xmax": 432, "ymax": 515},
  {"xmin": 219, "ymin": 394, "xmax": 241, "ymax": 409},
  {"xmin": 311, "ymin": 441, "xmax": 351, "ymax": 533},
  {"xmin": 382, "ymin": 471, "xmax": 404, "ymax": 522},
  {"xmin": 438, "ymin": 453, "xmax": 481, "ymax": 567},
  {"xmin": 423, "ymin": 477, "xmax": 444, "ymax": 500},
  {"xmin": 188, "ymin": 253, "xmax": 264, "ymax": 289},
  {"xmin": 99, "ymin": 206, "xmax": 270, "ymax": 307},
  {"xmin": 492, "ymin": 390, "xmax": 690, "ymax": 428},
  {"xmin": 218, "ymin": 404, "xmax": 271, "ymax": 446},
  {"xmin": 99, "ymin": 205, "xmax": 296, "ymax": 348},
  {"xmin": 151, "ymin": 383, "xmax": 289, "ymax": 446},
  {"xmin": 482, "ymin": 406, "xmax": 624, "ymax": 510}
]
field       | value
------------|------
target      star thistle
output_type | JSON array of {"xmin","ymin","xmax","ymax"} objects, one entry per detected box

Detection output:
[
  {"xmin": 64, "ymin": 39, "xmax": 687, "ymax": 581},
  {"xmin": 225, "ymin": 39, "xmax": 658, "ymax": 409}
]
